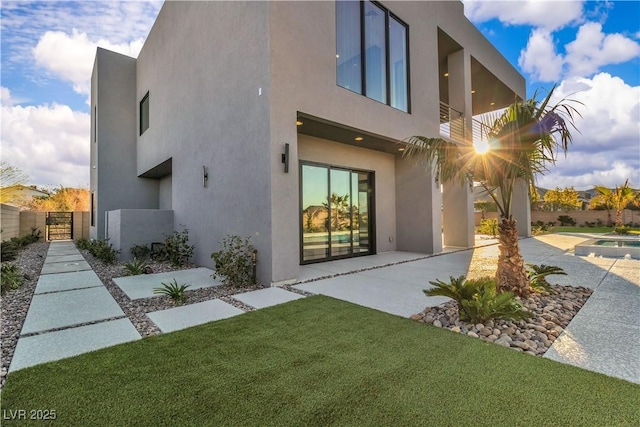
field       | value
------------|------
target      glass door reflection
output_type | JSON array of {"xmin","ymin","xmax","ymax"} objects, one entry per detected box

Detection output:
[{"xmin": 301, "ymin": 163, "xmax": 373, "ymax": 263}]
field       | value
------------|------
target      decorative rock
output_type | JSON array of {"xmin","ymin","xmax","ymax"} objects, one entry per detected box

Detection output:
[
  {"xmin": 475, "ymin": 323, "xmax": 484, "ymax": 331},
  {"xmin": 479, "ymin": 327, "xmax": 493, "ymax": 337},
  {"xmin": 451, "ymin": 326, "xmax": 461, "ymax": 333},
  {"xmin": 493, "ymin": 328, "xmax": 501, "ymax": 336},
  {"xmin": 433, "ymin": 320, "xmax": 442, "ymax": 328},
  {"xmin": 524, "ymin": 339, "xmax": 537, "ymax": 349},
  {"xmin": 487, "ymin": 335, "xmax": 498, "ymax": 342},
  {"xmin": 410, "ymin": 314, "xmax": 423, "ymax": 320},
  {"xmin": 495, "ymin": 338, "xmax": 511, "ymax": 347},
  {"xmin": 512, "ymin": 341, "xmax": 530, "ymax": 351},
  {"xmin": 467, "ymin": 331, "xmax": 479, "ymax": 338}
]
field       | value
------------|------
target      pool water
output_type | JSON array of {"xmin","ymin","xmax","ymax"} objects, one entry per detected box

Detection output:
[{"xmin": 594, "ymin": 240, "xmax": 640, "ymax": 248}]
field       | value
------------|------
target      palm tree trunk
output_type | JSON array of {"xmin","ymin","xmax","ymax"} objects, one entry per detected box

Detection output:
[
  {"xmin": 496, "ymin": 217, "xmax": 531, "ymax": 297},
  {"xmin": 615, "ymin": 209, "xmax": 623, "ymax": 227}
]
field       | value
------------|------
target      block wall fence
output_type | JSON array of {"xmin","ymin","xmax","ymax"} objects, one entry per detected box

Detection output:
[
  {"xmin": 474, "ymin": 209, "xmax": 640, "ymax": 227},
  {"xmin": 1, "ymin": 204, "xmax": 90, "ymax": 242}
]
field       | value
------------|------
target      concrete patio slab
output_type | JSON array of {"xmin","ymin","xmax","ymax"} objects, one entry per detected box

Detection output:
[
  {"xmin": 233, "ymin": 287, "xmax": 304, "ymax": 309},
  {"xmin": 46, "ymin": 246, "xmax": 81, "ymax": 255},
  {"xmin": 294, "ymin": 274, "xmax": 448, "ymax": 317},
  {"xmin": 113, "ymin": 267, "xmax": 220, "ymax": 300},
  {"xmin": 44, "ymin": 253, "xmax": 86, "ymax": 264},
  {"xmin": 21, "ymin": 287, "xmax": 125, "ymax": 335},
  {"xmin": 10, "ymin": 318, "xmax": 140, "ymax": 372},
  {"xmin": 571, "ymin": 290, "xmax": 639, "ymax": 326},
  {"xmin": 147, "ymin": 299, "xmax": 244, "ymax": 333},
  {"xmin": 35, "ymin": 270, "xmax": 103, "ymax": 294},
  {"xmin": 544, "ymin": 316, "xmax": 640, "ymax": 384},
  {"xmin": 40, "ymin": 260, "xmax": 92, "ymax": 275}
]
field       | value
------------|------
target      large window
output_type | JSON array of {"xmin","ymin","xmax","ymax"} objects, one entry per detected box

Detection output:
[
  {"xmin": 139, "ymin": 92, "xmax": 149, "ymax": 135},
  {"xmin": 300, "ymin": 163, "xmax": 374, "ymax": 264},
  {"xmin": 336, "ymin": 1, "xmax": 409, "ymax": 112}
]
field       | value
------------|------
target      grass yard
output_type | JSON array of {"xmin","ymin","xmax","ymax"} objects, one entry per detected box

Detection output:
[
  {"xmin": 3, "ymin": 296, "xmax": 639, "ymax": 426},
  {"xmin": 550, "ymin": 226, "xmax": 640, "ymax": 234}
]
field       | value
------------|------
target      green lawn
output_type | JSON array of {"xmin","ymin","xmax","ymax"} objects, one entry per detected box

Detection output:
[
  {"xmin": 550, "ymin": 226, "xmax": 640, "ymax": 234},
  {"xmin": 3, "ymin": 296, "xmax": 639, "ymax": 426}
]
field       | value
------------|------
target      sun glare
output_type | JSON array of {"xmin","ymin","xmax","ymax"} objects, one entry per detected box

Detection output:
[{"xmin": 474, "ymin": 139, "xmax": 490, "ymax": 154}]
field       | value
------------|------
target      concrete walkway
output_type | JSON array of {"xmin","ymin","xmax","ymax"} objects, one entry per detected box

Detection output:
[{"xmin": 10, "ymin": 242, "xmax": 141, "ymax": 372}]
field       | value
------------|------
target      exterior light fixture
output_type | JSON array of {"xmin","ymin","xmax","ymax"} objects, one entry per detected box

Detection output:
[
  {"xmin": 281, "ymin": 143, "xmax": 290, "ymax": 173},
  {"xmin": 355, "ymin": 136, "xmax": 364, "ymax": 141},
  {"xmin": 203, "ymin": 166, "xmax": 209, "ymax": 187},
  {"xmin": 296, "ymin": 120, "xmax": 303, "ymax": 126}
]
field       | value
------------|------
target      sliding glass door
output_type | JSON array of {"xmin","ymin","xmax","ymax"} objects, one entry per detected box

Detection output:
[{"xmin": 301, "ymin": 163, "xmax": 374, "ymax": 263}]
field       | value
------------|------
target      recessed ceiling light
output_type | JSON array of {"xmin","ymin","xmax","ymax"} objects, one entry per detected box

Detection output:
[
  {"xmin": 398, "ymin": 147, "xmax": 405, "ymax": 152},
  {"xmin": 444, "ymin": 72, "xmax": 449, "ymax": 77},
  {"xmin": 490, "ymin": 102, "xmax": 495, "ymax": 106},
  {"xmin": 336, "ymin": 54, "xmax": 340, "ymax": 58},
  {"xmin": 471, "ymin": 90, "xmax": 476, "ymax": 94},
  {"xmin": 296, "ymin": 121, "xmax": 303, "ymax": 126},
  {"xmin": 355, "ymin": 136, "xmax": 364, "ymax": 141}
]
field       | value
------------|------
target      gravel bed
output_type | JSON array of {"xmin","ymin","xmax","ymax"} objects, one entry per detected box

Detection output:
[
  {"xmin": 411, "ymin": 284, "xmax": 593, "ymax": 356},
  {"xmin": 79, "ymin": 249, "xmax": 267, "ymax": 337},
  {"xmin": 1, "ymin": 241, "xmax": 49, "ymax": 389}
]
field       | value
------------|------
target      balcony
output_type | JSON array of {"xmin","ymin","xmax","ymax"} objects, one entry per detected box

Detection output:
[{"xmin": 439, "ymin": 101, "xmax": 492, "ymax": 147}]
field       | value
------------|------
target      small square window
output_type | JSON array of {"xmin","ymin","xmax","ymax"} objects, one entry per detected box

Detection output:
[{"xmin": 140, "ymin": 92, "xmax": 149, "ymax": 135}]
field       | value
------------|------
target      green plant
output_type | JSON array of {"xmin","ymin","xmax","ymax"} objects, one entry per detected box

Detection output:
[
  {"xmin": 478, "ymin": 218, "xmax": 498, "ymax": 236},
  {"xmin": 76, "ymin": 238, "xmax": 92, "ymax": 251},
  {"xmin": 153, "ymin": 278, "xmax": 190, "ymax": 304},
  {"xmin": 526, "ymin": 264, "xmax": 567, "ymax": 293},
  {"xmin": 150, "ymin": 243, "xmax": 168, "ymax": 262},
  {"xmin": 613, "ymin": 226, "xmax": 630, "ymax": 235},
  {"xmin": 7, "ymin": 227, "xmax": 42, "ymax": 250},
  {"xmin": 80, "ymin": 239, "xmax": 119, "ymax": 264},
  {"xmin": 1, "ymin": 263, "xmax": 24, "ymax": 295},
  {"xmin": 163, "ymin": 227, "xmax": 195, "ymax": 267},
  {"xmin": 211, "ymin": 235, "xmax": 256, "ymax": 287},
  {"xmin": 123, "ymin": 258, "xmax": 150, "ymax": 276},
  {"xmin": 424, "ymin": 275, "xmax": 530, "ymax": 323},
  {"xmin": 557, "ymin": 215, "xmax": 576, "ymax": 226},
  {"xmin": 1, "ymin": 241, "xmax": 18, "ymax": 261},
  {"xmin": 130, "ymin": 244, "xmax": 151, "ymax": 260}
]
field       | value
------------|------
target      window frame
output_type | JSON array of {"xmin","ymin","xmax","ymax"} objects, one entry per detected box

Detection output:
[
  {"xmin": 336, "ymin": 0, "xmax": 411, "ymax": 113},
  {"xmin": 139, "ymin": 92, "xmax": 150, "ymax": 135}
]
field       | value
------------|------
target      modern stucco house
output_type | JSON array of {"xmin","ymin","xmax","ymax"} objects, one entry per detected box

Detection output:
[{"xmin": 90, "ymin": 0, "xmax": 528, "ymax": 285}]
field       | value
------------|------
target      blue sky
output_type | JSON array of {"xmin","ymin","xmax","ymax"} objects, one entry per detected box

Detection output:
[{"xmin": 1, "ymin": 0, "xmax": 639, "ymax": 190}]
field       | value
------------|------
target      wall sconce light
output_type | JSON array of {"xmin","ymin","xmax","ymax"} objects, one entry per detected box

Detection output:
[
  {"xmin": 203, "ymin": 165, "xmax": 209, "ymax": 187},
  {"xmin": 281, "ymin": 143, "xmax": 290, "ymax": 173}
]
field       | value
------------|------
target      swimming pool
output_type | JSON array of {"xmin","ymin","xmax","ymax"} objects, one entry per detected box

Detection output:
[{"xmin": 575, "ymin": 238, "xmax": 640, "ymax": 259}]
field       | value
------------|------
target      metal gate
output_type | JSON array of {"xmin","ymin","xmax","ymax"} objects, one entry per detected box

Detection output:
[{"xmin": 46, "ymin": 212, "xmax": 73, "ymax": 240}]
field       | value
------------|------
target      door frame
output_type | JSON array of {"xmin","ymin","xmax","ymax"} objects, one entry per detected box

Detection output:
[{"xmin": 299, "ymin": 160, "xmax": 376, "ymax": 265}]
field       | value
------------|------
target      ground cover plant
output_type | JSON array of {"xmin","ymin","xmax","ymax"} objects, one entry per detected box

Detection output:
[
  {"xmin": 152, "ymin": 278, "xmax": 190, "ymax": 304},
  {"xmin": 2, "ymin": 296, "xmax": 639, "ymax": 426}
]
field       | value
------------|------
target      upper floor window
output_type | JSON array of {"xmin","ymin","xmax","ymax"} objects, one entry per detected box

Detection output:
[
  {"xmin": 140, "ymin": 92, "xmax": 149, "ymax": 135},
  {"xmin": 336, "ymin": 1, "xmax": 409, "ymax": 112}
]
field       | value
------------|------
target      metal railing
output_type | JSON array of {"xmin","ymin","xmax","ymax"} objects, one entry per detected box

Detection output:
[
  {"xmin": 439, "ymin": 102, "xmax": 465, "ymax": 142},
  {"xmin": 472, "ymin": 117, "xmax": 492, "ymax": 145}
]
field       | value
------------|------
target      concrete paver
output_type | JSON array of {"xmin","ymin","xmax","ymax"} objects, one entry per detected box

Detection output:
[
  {"xmin": 44, "ymin": 253, "xmax": 86, "ymax": 264},
  {"xmin": 40, "ymin": 260, "xmax": 92, "ymax": 275},
  {"xmin": 233, "ymin": 287, "xmax": 304, "ymax": 309},
  {"xmin": 113, "ymin": 267, "xmax": 220, "ymax": 299},
  {"xmin": 10, "ymin": 319, "xmax": 141, "ymax": 372},
  {"xmin": 147, "ymin": 300, "xmax": 244, "ymax": 333},
  {"xmin": 35, "ymin": 270, "xmax": 103, "ymax": 294},
  {"xmin": 21, "ymin": 287, "xmax": 125, "ymax": 335}
]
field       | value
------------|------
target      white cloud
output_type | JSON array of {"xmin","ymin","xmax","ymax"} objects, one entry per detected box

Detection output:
[
  {"xmin": 536, "ymin": 73, "xmax": 640, "ymax": 189},
  {"xmin": 518, "ymin": 29, "xmax": 564, "ymax": 82},
  {"xmin": 464, "ymin": 0, "xmax": 585, "ymax": 31},
  {"xmin": 1, "ymin": 90, "xmax": 90, "ymax": 187},
  {"xmin": 565, "ymin": 22, "xmax": 640, "ymax": 78},
  {"xmin": 1, "ymin": 87, "xmax": 13, "ymax": 107},
  {"xmin": 33, "ymin": 29, "xmax": 144, "ymax": 96}
]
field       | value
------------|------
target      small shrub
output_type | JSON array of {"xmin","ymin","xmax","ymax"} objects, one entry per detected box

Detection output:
[
  {"xmin": 526, "ymin": 264, "xmax": 567, "ymax": 293},
  {"xmin": 478, "ymin": 219, "xmax": 498, "ymax": 236},
  {"xmin": 595, "ymin": 218, "xmax": 604, "ymax": 227},
  {"xmin": 76, "ymin": 238, "xmax": 92, "ymax": 251},
  {"xmin": 614, "ymin": 226, "xmax": 630, "ymax": 235},
  {"xmin": 150, "ymin": 243, "xmax": 168, "ymax": 262},
  {"xmin": 1, "ymin": 263, "xmax": 24, "ymax": 295},
  {"xmin": 1, "ymin": 241, "xmax": 18, "ymax": 262},
  {"xmin": 163, "ymin": 227, "xmax": 195, "ymax": 267},
  {"xmin": 153, "ymin": 278, "xmax": 190, "ymax": 304},
  {"xmin": 547, "ymin": 221, "xmax": 556, "ymax": 227},
  {"xmin": 130, "ymin": 244, "xmax": 151, "ymax": 260},
  {"xmin": 211, "ymin": 235, "xmax": 256, "ymax": 287},
  {"xmin": 557, "ymin": 215, "xmax": 576, "ymax": 226},
  {"xmin": 123, "ymin": 258, "xmax": 150, "ymax": 276},
  {"xmin": 584, "ymin": 221, "xmax": 595, "ymax": 228},
  {"xmin": 424, "ymin": 275, "xmax": 530, "ymax": 323}
]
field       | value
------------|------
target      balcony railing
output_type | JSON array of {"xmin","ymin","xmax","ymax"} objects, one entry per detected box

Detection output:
[{"xmin": 439, "ymin": 102, "xmax": 464, "ymax": 142}]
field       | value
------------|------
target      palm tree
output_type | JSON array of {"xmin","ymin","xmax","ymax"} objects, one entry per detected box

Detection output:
[
  {"xmin": 591, "ymin": 179, "xmax": 639, "ymax": 227},
  {"xmin": 403, "ymin": 86, "xmax": 580, "ymax": 296},
  {"xmin": 323, "ymin": 193, "xmax": 350, "ymax": 230}
]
